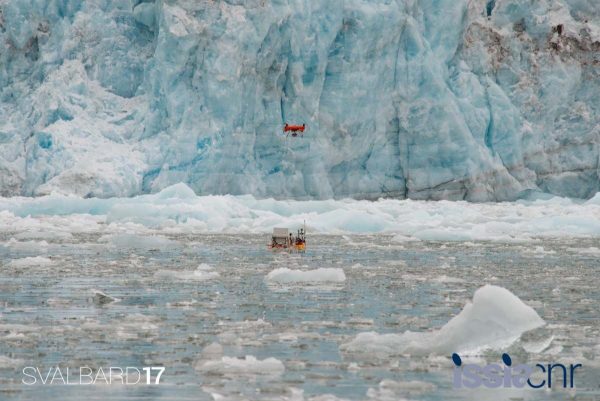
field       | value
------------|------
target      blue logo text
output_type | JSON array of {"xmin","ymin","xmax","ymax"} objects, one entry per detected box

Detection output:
[{"xmin": 452, "ymin": 353, "xmax": 581, "ymax": 389}]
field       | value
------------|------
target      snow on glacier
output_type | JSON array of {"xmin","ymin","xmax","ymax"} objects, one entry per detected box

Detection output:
[
  {"xmin": 1, "ymin": 183, "xmax": 600, "ymax": 240},
  {"xmin": 0, "ymin": 0, "xmax": 598, "ymax": 200}
]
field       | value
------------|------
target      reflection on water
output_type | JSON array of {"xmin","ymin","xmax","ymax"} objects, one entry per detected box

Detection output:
[{"xmin": 0, "ymin": 234, "xmax": 599, "ymax": 401}]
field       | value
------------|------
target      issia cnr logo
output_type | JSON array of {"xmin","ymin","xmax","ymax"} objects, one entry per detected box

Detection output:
[{"xmin": 451, "ymin": 353, "xmax": 582, "ymax": 389}]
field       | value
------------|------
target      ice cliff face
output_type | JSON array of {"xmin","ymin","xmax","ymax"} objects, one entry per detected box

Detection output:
[{"xmin": 0, "ymin": 0, "xmax": 598, "ymax": 200}]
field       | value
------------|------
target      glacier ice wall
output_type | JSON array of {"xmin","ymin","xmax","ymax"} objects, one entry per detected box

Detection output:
[{"xmin": 0, "ymin": 0, "xmax": 598, "ymax": 200}]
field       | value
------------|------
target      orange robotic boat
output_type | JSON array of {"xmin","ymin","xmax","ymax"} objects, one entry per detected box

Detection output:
[{"xmin": 269, "ymin": 225, "xmax": 306, "ymax": 252}]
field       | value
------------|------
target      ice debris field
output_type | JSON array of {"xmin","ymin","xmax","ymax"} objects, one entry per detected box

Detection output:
[
  {"xmin": 2, "ymin": 228, "xmax": 600, "ymax": 401},
  {"xmin": 1, "ymin": 183, "xmax": 600, "ymax": 241},
  {"xmin": 1, "ymin": 187, "xmax": 600, "ymax": 400}
]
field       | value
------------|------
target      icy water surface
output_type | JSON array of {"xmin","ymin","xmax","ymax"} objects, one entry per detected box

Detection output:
[{"xmin": 1, "ymin": 234, "xmax": 599, "ymax": 401}]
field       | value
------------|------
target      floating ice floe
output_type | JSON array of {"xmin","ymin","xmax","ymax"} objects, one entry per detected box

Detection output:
[
  {"xmin": 431, "ymin": 275, "xmax": 465, "ymax": 284},
  {"xmin": 99, "ymin": 233, "xmax": 179, "ymax": 250},
  {"xmin": 196, "ymin": 341, "xmax": 277, "ymax": 376},
  {"xmin": 200, "ymin": 343, "xmax": 224, "ymax": 360},
  {"xmin": 112, "ymin": 313, "xmax": 160, "ymax": 340},
  {"xmin": 90, "ymin": 289, "xmax": 120, "ymax": 305},
  {"xmin": 391, "ymin": 234, "xmax": 421, "ymax": 243},
  {"xmin": 340, "ymin": 285, "xmax": 545, "ymax": 358},
  {"xmin": 366, "ymin": 379, "xmax": 436, "ymax": 400},
  {"xmin": 1, "ymin": 239, "xmax": 49, "ymax": 253},
  {"xmin": 14, "ymin": 230, "xmax": 73, "ymax": 241},
  {"xmin": 0, "ymin": 355, "xmax": 24, "ymax": 368},
  {"xmin": 266, "ymin": 268, "xmax": 346, "ymax": 284},
  {"xmin": 154, "ymin": 264, "xmax": 220, "ymax": 281},
  {"xmin": 196, "ymin": 355, "xmax": 285, "ymax": 377},
  {"xmin": 567, "ymin": 247, "xmax": 600, "ymax": 256},
  {"xmin": 6, "ymin": 256, "xmax": 54, "ymax": 268}
]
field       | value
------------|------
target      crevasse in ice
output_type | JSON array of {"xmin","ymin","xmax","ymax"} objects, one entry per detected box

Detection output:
[{"xmin": 0, "ymin": 0, "xmax": 598, "ymax": 200}]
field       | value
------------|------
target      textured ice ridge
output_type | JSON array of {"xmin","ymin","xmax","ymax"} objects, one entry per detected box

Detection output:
[
  {"xmin": 2, "ymin": 183, "xmax": 600, "ymax": 239},
  {"xmin": 0, "ymin": 0, "xmax": 598, "ymax": 200}
]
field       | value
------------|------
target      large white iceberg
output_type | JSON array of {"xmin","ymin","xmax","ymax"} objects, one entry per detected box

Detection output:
[
  {"xmin": 340, "ymin": 284, "xmax": 545, "ymax": 357},
  {"xmin": 0, "ymin": 0, "xmax": 598, "ymax": 200}
]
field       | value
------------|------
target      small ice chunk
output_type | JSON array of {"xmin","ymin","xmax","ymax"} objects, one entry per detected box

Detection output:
[
  {"xmin": 1, "ymin": 239, "xmax": 49, "ymax": 252},
  {"xmin": 91, "ymin": 289, "xmax": 120, "ymax": 305},
  {"xmin": 14, "ymin": 230, "xmax": 73, "ymax": 241},
  {"xmin": 522, "ymin": 335, "xmax": 554, "ymax": 353},
  {"xmin": 154, "ymin": 264, "xmax": 220, "ymax": 281},
  {"xmin": 432, "ymin": 275, "xmax": 465, "ymax": 284},
  {"xmin": 391, "ymin": 234, "xmax": 419, "ymax": 242},
  {"xmin": 100, "ymin": 234, "xmax": 179, "ymax": 250},
  {"xmin": 347, "ymin": 362, "xmax": 360, "ymax": 372},
  {"xmin": 200, "ymin": 343, "xmax": 224, "ymax": 360},
  {"xmin": 367, "ymin": 379, "xmax": 436, "ymax": 399},
  {"xmin": 7, "ymin": 256, "xmax": 53, "ymax": 268},
  {"xmin": 307, "ymin": 394, "xmax": 350, "ymax": 401},
  {"xmin": 266, "ymin": 268, "xmax": 346, "ymax": 284},
  {"xmin": 567, "ymin": 247, "xmax": 600, "ymax": 256},
  {"xmin": 113, "ymin": 313, "xmax": 160, "ymax": 339},
  {"xmin": 196, "ymin": 355, "xmax": 285, "ymax": 377},
  {"xmin": 526, "ymin": 246, "xmax": 556, "ymax": 255},
  {"xmin": 0, "ymin": 355, "xmax": 24, "ymax": 368}
]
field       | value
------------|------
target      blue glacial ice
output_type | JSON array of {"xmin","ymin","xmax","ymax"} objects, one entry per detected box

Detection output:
[{"xmin": 0, "ymin": 0, "xmax": 598, "ymax": 200}]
